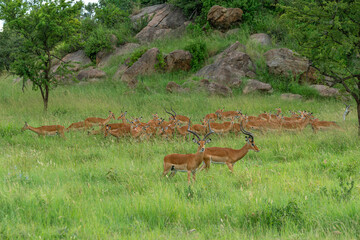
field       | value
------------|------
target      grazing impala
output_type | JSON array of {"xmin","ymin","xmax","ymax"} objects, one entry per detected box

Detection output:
[
  {"xmin": 84, "ymin": 111, "xmax": 115, "ymax": 127},
  {"xmin": 310, "ymin": 118, "xmax": 341, "ymax": 133},
  {"xmin": 66, "ymin": 121, "xmax": 91, "ymax": 131},
  {"xmin": 163, "ymin": 120, "xmax": 214, "ymax": 184},
  {"xmin": 202, "ymin": 123, "xmax": 259, "ymax": 172},
  {"xmin": 21, "ymin": 122, "xmax": 66, "ymax": 138}
]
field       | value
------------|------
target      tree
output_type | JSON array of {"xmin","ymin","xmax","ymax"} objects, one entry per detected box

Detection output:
[
  {"xmin": 0, "ymin": 0, "xmax": 83, "ymax": 111},
  {"xmin": 281, "ymin": 0, "xmax": 360, "ymax": 135}
]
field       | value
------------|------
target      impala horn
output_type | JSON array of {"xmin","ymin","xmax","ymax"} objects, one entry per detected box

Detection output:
[
  {"xmin": 203, "ymin": 120, "xmax": 215, "ymax": 140},
  {"xmin": 171, "ymin": 106, "xmax": 177, "ymax": 117},
  {"xmin": 187, "ymin": 119, "xmax": 200, "ymax": 142},
  {"xmin": 240, "ymin": 122, "xmax": 254, "ymax": 141},
  {"xmin": 164, "ymin": 107, "xmax": 175, "ymax": 118}
]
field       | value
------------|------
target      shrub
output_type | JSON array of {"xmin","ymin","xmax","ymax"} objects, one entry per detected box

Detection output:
[
  {"xmin": 84, "ymin": 27, "xmax": 113, "ymax": 62},
  {"xmin": 155, "ymin": 51, "xmax": 166, "ymax": 71},
  {"xmin": 185, "ymin": 41, "xmax": 208, "ymax": 71},
  {"xmin": 127, "ymin": 48, "xmax": 149, "ymax": 67}
]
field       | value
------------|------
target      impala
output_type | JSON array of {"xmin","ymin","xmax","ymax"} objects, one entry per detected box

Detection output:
[
  {"xmin": 84, "ymin": 111, "xmax": 115, "ymax": 127},
  {"xmin": 310, "ymin": 118, "xmax": 341, "ymax": 133},
  {"xmin": 221, "ymin": 110, "xmax": 240, "ymax": 121},
  {"xmin": 202, "ymin": 123, "xmax": 259, "ymax": 173},
  {"xmin": 21, "ymin": 122, "xmax": 66, "ymax": 138},
  {"xmin": 279, "ymin": 115, "xmax": 312, "ymax": 131},
  {"xmin": 164, "ymin": 107, "xmax": 190, "ymax": 125},
  {"xmin": 163, "ymin": 120, "xmax": 214, "ymax": 184},
  {"xmin": 66, "ymin": 121, "xmax": 91, "ymax": 131},
  {"xmin": 207, "ymin": 119, "xmax": 235, "ymax": 135}
]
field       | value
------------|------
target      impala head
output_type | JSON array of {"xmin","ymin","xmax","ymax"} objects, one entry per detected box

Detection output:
[
  {"xmin": 21, "ymin": 122, "xmax": 29, "ymax": 132},
  {"xmin": 117, "ymin": 111, "xmax": 127, "ymax": 120},
  {"xmin": 240, "ymin": 122, "xmax": 259, "ymax": 152},
  {"xmin": 109, "ymin": 111, "xmax": 116, "ymax": 120},
  {"xmin": 104, "ymin": 125, "xmax": 111, "ymax": 137},
  {"xmin": 215, "ymin": 108, "xmax": 224, "ymax": 118},
  {"xmin": 188, "ymin": 119, "xmax": 214, "ymax": 152}
]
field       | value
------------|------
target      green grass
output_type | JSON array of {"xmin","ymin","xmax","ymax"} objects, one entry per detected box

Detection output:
[{"xmin": 0, "ymin": 73, "xmax": 359, "ymax": 239}]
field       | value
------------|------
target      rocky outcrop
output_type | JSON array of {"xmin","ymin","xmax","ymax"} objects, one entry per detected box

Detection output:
[
  {"xmin": 264, "ymin": 48, "xmax": 309, "ymax": 78},
  {"xmin": 311, "ymin": 84, "xmax": 339, "ymax": 97},
  {"xmin": 166, "ymin": 81, "xmax": 189, "ymax": 93},
  {"xmin": 207, "ymin": 5, "xmax": 243, "ymax": 30},
  {"xmin": 281, "ymin": 93, "xmax": 303, "ymax": 100},
  {"xmin": 164, "ymin": 50, "xmax": 192, "ymax": 72},
  {"xmin": 120, "ymin": 48, "xmax": 160, "ymax": 88},
  {"xmin": 242, "ymin": 79, "xmax": 273, "ymax": 94},
  {"xmin": 52, "ymin": 50, "xmax": 92, "ymax": 72},
  {"xmin": 196, "ymin": 41, "xmax": 255, "ymax": 86},
  {"xmin": 96, "ymin": 43, "xmax": 140, "ymax": 67},
  {"xmin": 77, "ymin": 67, "xmax": 106, "ymax": 82},
  {"xmin": 250, "ymin": 33, "xmax": 272, "ymax": 46},
  {"xmin": 132, "ymin": 4, "xmax": 187, "ymax": 43},
  {"xmin": 200, "ymin": 79, "xmax": 232, "ymax": 97}
]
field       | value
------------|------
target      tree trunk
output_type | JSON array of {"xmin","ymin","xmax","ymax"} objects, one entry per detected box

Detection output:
[{"xmin": 43, "ymin": 86, "xmax": 49, "ymax": 112}]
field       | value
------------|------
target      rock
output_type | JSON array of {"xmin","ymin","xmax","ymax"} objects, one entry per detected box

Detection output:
[
  {"xmin": 52, "ymin": 50, "xmax": 92, "ymax": 72},
  {"xmin": 166, "ymin": 81, "xmax": 188, "ymax": 93},
  {"xmin": 225, "ymin": 28, "xmax": 240, "ymax": 36},
  {"xmin": 196, "ymin": 41, "xmax": 255, "ymax": 86},
  {"xmin": 207, "ymin": 5, "xmax": 243, "ymax": 30},
  {"xmin": 281, "ymin": 93, "xmax": 303, "ymax": 100},
  {"xmin": 96, "ymin": 43, "xmax": 140, "ymax": 67},
  {"xmin": 77, "ymin": 67, "xmax": 106, "ymax": 82},
  {"xmin": 120, "ymin": 48, "xmax": 159, "ymax": 88},
  {"xmin": 243, "ymin": 79, "xmax": 273, "ymax": 94},
  {"xmin": 311, "ymin": 84, "xmax": 339, "ymax": 97},
  {"xmin": 200, "ymin": 79, "xmax": 232, "ymax": 97},
  {"xmin": 228, "ymin": 79, "xmax": 242, "ymax": 88},
  {"xmin": 164, "ymin": 50, "xmax": 192, "ymax": 72},
  {"xmin": 132, "ymin": 4, "xmax": 187, "ymax": 43},
  {"xmin": 250, "ymin": 33, "xmax": 272, "ymax": 46},
  {"xmin": 264, "ymin": 48, "xmax": 309, "ymax": 79}
]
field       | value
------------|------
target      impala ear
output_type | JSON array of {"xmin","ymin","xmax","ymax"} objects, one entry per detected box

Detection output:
[
  {"xmin": 192, "ymin": 138, "xmax": 198, "ymax": 144},
  {"xmin": 206, "ymin": 138, "xmax": 211, "ymax": 143}
]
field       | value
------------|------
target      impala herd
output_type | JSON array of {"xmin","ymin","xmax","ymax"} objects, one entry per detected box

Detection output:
[{"xmin": 21, "ymin": 107, "xmax": 342, "ymax": 184}]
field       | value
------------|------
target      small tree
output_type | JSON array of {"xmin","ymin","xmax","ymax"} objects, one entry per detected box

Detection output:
[
  {"xmin": 0, "ymin": 0, "xmax": 83, "ymax": 111},
  {"xmin": 281, "ymin": 1, "xmax": 360, "ymax": 135}
]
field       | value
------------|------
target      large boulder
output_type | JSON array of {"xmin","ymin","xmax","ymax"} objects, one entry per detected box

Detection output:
[
  {"xmin": 207, "ymin": 5, "xmax": 243, "ymax": 30},
  {"xmin": 96, "ymin": 43, "xmax": 140, "ymax": 67},
  {"xmin": 52, "ymin": 50, "xmax": 92, "ymax": 72},
  {"xmin": 132, "ymin": 4, "xmax": 187, "ymax": 43},
  {"xmin": 264, "ymin": 48, "xmax": 309, "ymax": 79},
  {"xmin": 200, "ymin": 79, "xmax": 232, "ymax": 97},
  {"xmin": 250, "ymin": 33, "xmax": 272, "ymax": 46},
  {"xmin": 311, "ymin": 84, "xmax": 339, "ymax": 97},
  {"xmin": 195, "ymin": 41, "xmax": 255, "ymax": 86},
  {"xmin": 120, "ymin": 48, "xmax": 160, "ymax": 88},
  {"xmin": 77, "ymin": 67, "xmax": 106, "ymax": 82},
  {"xmin": 164, "ymin": 50, "xmax": 192, "ymax": 72},
  {"xmin": 243, "ymin": 79, "xmax": 273, "ymax": 94}
]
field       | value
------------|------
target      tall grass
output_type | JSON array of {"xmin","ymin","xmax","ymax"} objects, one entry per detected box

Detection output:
[{"xmin": 0, "ymin": 72, "xmax": 359, "ymax": 239}]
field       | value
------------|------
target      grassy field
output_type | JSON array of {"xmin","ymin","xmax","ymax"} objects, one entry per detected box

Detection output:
[{"xmin": 0, "ymin": 74, "xmax": 359, "ymax": 239}]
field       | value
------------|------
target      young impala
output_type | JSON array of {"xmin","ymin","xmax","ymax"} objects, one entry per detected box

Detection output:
[
  {"xmin": 84, "ymin": 111, "xmax": 115, "ymax": 128},
  {"xmin": 163, "ymin": 120, "xmax": 214, "ymax": 184},
  {"xmin": 21, "ymin": 122, "xmax": 66, "ymax": 139},
  {"xmin": 202, "ymin": 123, "xmax": 259, "ymax": 173}
]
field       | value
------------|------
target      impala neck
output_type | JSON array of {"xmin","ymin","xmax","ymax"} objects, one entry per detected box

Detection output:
[
  {"xmin": 26, "ymin": 125, "xmax": 43, "ymax": 134},
  {"xmin": 103, "ymin": 115, "xmax": 112, "ymax": 125},
  {"xmin": 233, "ymin": 143, "xmax": 252, "ymax": 160}
]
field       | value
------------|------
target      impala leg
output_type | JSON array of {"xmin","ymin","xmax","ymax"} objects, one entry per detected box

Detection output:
[
  {"xmin": 192, "ymin": 171, "xmax": 196, "ymax": 182},
  {"xmin": 163, "ymin": 163, "xmax": 172, "ymax": 177},
  {"xmin": 169, "ymin": 170, "xmax": 176, "ymax": 178},
  {"xmin": 226, "ymin": 162, "xmax": 234, "ymax": 173},
  {"xmin": 187, "ymin": 171, "xmax": 191, "ymax": 184}
]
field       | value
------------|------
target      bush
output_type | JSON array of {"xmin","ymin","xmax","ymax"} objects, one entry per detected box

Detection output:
[
  {"xmin": 127, "ymin": 48, "xmax": 149, "ymax": 67},
  {"xmin": 84, "ymin": 27, "xmax": 113, "ymax": 62},
  {"xmin": 185, "ymin": 41, "xmax": 208, "ymax": 71}
]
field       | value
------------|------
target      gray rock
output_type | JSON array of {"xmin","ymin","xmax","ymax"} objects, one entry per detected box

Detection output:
[
  {"xmin": 196, "ymin": 41, "xmax": 255, "ymax": 86},
  {"xmin": 52, "ymin": 50, "xmax": 92, "ymax": 72},
  {"xmin": 96, "ymin": 43, "xmax": 140, "ymax": 67},
  {"xmin": 133, "ymin": 4, "xmax": 187, "ymax": 43},
  {"xmin": 77, "ymin": 67, "xmax": 106, "ymax": 81},
  {"xmin": 250, "ymin": 33, "xmax": 272, "ymax": 46},
  {"xmin": 311, "ymin": 84, "xmax": 339, "ymax": 97},
  {"xmin": 164, "ymin": 50, "xmax": 192, "ymax": 72},
  {"xmin": 243, "ymin": 79, "xmax": 273, "ymax": 94},
  {"xmin": 200, "ymin": 79, "xmax": 232, "ymax": 97},
  {"xmin": 166, "ymin": 81, "xmax": 189, "ymax": 93},
  {"xmin": 264, "ymin": 48, "xmax": 309, "ymax": 78},
  {"xmin": 121, "ymin": 48, "xmax": 160, "ymax": 88},
  {"xmin": 281, "ymin": 93, "xmax": 303, "ymax": 100}
]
